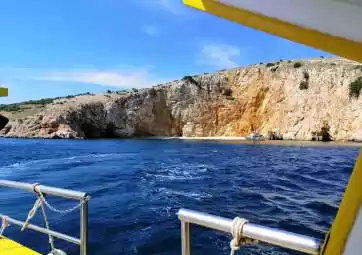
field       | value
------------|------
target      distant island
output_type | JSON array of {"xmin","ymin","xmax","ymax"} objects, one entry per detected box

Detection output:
[{"xmin": 1, "ymin": 58, "xmax": 362, "ymax": 142}]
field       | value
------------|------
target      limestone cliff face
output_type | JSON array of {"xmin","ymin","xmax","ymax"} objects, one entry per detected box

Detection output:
[{"xmin": 1, "ymin": 58, "xmax": 362, "ymax": 140}]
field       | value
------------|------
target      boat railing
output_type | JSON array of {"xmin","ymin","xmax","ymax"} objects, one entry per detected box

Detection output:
[
  {"xmin": 177, "ymin": 208, "xmax": 322, "ymax": 255},
  {"xmin": 0, "ymin": 180, "xmax": 90, "ymax": 255}
]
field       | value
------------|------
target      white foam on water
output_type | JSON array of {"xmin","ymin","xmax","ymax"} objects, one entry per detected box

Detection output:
[
  {"xmin": 0, "ymin": 153, "xmax": 138, "ymax": 177},
  {"xmin": 163, "ymin": 188, "xmax": 212, "ymax": 201},
  {"xmin": 300, "ymin": 173, "xmax": 346, "ymax": 189},
  {"xmin": 144, "ymin": 163, "xmax": 212, "ymax": 182},
  {"xmin": 0, "ymin": 153, "xmax": 136, "ymax": 170}
]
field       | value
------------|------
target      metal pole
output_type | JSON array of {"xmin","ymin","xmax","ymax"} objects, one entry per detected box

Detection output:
[
  {"xmin": 0, "ymin": 215, "xmax": 80, "ymax": 245},
  {"xmin": 243, "ymin": 223, "xmax": 321, "ymax": 255},
  {"xmin": 181, "ymin": 221, "xmax": 191, "ymax": 255},
  {"xmin": 177, "ymin": 209, "xmax": 322, "ymax": 255},
  {"xmin": 178, "ymin": 209, "xmax": 231, "ymax": 233},
  {"xmin": 0, "ymin": 180, "xmax": 87, "ymax": 200},
  {"xmin": 0, "ymin": 180, "xmax": 90, "ymax": 254},
  {"xmin": 80, "ymin": 199, "xmax": 88, "ymax": 255}
]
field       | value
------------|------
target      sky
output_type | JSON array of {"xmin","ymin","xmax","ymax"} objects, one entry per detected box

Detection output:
[{"xmin": 0, "ymin": 0, "xmax": 332, "ymax": 104}]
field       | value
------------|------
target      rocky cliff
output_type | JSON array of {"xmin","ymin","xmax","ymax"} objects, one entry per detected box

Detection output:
[{"xmin": 1, "ymin": 58, "xmax": 362, "ymax": 141}]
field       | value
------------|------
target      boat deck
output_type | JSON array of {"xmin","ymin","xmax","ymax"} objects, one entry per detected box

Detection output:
[{"xmin": 0, "ymin": 236, "xmax": 40, "ymax": 255}]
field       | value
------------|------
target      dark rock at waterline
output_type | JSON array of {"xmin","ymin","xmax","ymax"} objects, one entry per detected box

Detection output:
[{"xmin": 0, "ymin": 114, "xmax": 9, "ymax": 131}]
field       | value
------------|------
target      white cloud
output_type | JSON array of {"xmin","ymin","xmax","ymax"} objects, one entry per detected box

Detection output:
[
  {"xmin": 156, "ymin": 0, "xmax": 183, "ymax": 14},
  {"xmin": 33, "ymin": 69, "xmax": 166, "ymax": 88},
  {"xmin": 197, "ymin": 44, "xmax": 241, "ymax": 69},
  {"xmin": 140, "ymin": 0, "xmax": 184, "ymax": 15},
  {"xmin": 141, "ymin": 24, "xmax": 159, "ymax": 36}
]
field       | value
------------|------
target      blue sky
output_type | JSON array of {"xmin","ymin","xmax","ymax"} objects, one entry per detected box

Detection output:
[{"xmin": 0, "ymin": 0, "xmax": 331, "ymax": 104}]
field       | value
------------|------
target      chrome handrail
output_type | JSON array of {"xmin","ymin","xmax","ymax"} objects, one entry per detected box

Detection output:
[
  {"xmin": 0, "ymin": 180, "xmax": 89, "ymax": 255},
  {"xmin": 0, "ymin": 180, "xmax": 86, "ymax": 200},
  {"xmin": 177, "ymin": 208, "xmax": 322, "ymax": 255}
]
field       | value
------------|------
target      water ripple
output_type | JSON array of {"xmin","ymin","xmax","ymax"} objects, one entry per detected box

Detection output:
[{"xmin": 0, "ymin": 138, "xmax": 358, "ymax": 255}]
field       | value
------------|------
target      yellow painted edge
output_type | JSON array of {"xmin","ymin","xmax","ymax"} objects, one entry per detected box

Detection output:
[
  {"xmin": 183, "ymin": 0, "xmax": 362, "ymax": 63},
  {"xmin": 321, "ymin": 152, "xmax": 362, "ymax": 254},
  {"xmin": 0, "ymin": 236, "xmax": 41, "ymax": 255},
  {"xmin": 0, "ymin": 87, "xmax": 8, "ymax": 97}
]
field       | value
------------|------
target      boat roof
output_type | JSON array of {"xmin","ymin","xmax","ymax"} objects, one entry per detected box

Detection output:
[{"xmin": 183, "ymin": 0, "xmax": 362, "ymax": 63}]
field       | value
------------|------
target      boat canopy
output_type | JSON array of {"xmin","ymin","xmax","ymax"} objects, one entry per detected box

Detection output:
[{"xmin": 183, "ymin": 0, "xmax": 362, "ymax": 63}]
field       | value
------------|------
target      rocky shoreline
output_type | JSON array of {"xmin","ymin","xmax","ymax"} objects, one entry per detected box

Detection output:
[
  {"xmin": 1, "ymin": 58, "xmax": 362, "ymax": 141},
  {"xmin": 1, "ymin": 135, "xmax": 361, "ymax": 149}
]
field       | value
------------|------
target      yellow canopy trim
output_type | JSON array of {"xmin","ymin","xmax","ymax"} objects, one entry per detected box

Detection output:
[
  {"xmin": 183, "ymin": 0, "xmax": 362, "ymax": 63},
  {"xmin": 321, "ymin": 152, "xmax": 362, "ymax": 254},
  {"xmin": 0, "ymin": 87, "xmax": 8, "ymax": 97}
]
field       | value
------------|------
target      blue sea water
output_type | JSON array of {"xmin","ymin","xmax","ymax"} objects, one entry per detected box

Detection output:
[{"xmin": 0, "ymin": 138, "xmax": 359, "ymax": 255}]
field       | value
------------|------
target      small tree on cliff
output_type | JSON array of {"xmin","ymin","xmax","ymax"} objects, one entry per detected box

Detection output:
[
  {"xmin": 182, "ymin": 75, "xmax": 199, "ymax": 86},
  {"xmin": 294, "ymin": 62, "xmax": 302, "ymax": 68},
  {"xmin": 349, "ymin": 77, "xmax": 362, "ymax": 99}
]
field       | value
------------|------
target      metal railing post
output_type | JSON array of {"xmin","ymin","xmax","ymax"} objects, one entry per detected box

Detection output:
[
  {"xmin": 0, "ymin": 215, "xmax": 81, "ymax": 245},
  {"xmin": 0, "ymin": 180, "xmax": 90, "ymax": 255},
  {"xmin": 80, "ymin": 198, "xmax": 88, "ymax": 255},
  {"xmin": 181, "ymin": 221, "xmax": 191, "ymax": 255}
]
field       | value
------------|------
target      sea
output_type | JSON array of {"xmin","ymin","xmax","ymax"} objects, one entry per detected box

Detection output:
[{"xmin": 0, "ymin": 138, "xmax": 359, "ymax": 255}]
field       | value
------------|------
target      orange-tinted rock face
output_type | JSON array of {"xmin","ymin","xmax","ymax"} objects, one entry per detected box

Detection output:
[{"xmin": 1, "ymin": 58, "xmax": 362, "ymax": 140}]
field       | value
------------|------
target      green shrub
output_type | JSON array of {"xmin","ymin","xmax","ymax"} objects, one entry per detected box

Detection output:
[
  {"xmin": 149, "ymin": 88, "xmax": 157, "ymax": 97},
  {"xmin": 299, "ymin": 81, "xmax": 309, "ymax": 90},
  {"xmin": 259, "ymin": 62, "xmax": 263, "ymax": 65},
  {"xmin": 222, "ymin": 88, "xmax": 233, "ymax": 96},
  {"xmin": 266, "ymin": 63, "xmax": 275, "ymax": 67},
  {"xmin": 106, "ymin": 90, "xmax": 112, "ymax": 93},
  {"xmin": 279, "ymin": 59, "xmax": 283, "ymax": 62},
  {"xmin": 303, "ymin": 71, "xmax": 310, "ymax": 80},
  {"xmin": 0, "ymin": 93, "xmax": 99, "ymax": 113},
  {"xmin": 354, "ymin": 65, "xmax": 362, "ymax": 71},
  {"xmin": 288, "ymin": 60, "xmax": 292, "ymax": 63},
  {"xmin": 132, "ymin": 88, "xmax": 139, "ymax": 93},
  {"xmin": 0, "ymin": 104, "xmax": 21, "ymax": 112},
  {"xmin": 271, "ymin": 66, "xmax": 279, "ymax": 72},
  {"xmin": 182, "ymin": 75, "xmax": 198, "ymax": 86},
  {"xmin": 294, "ymin": 62, "xmax": 302, "ymax": 68},
  {"xmin": 22, "ymin": 98, "xmax": 54, "ymax": 105},
  {"xmin": 349, "ymin": 77, "xmax": 362, "ymax": 99}
]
